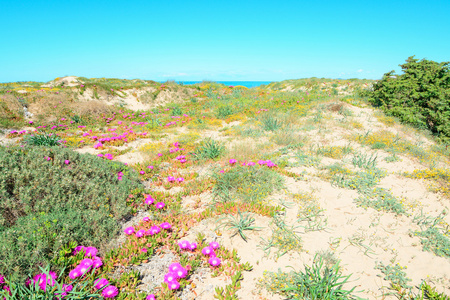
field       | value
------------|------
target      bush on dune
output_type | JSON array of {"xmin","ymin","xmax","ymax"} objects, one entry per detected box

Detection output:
[{"xmin": 0, "ymin": 146, "xmax": 141, "ymax": 279}]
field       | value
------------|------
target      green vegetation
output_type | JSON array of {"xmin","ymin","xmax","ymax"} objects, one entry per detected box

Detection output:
[
  {"xmin": 365, "ymin": 56, "xmax": 450, "ymax": 142},
  {"xmin": 0, "ymin": 146, "xmax": 140, "ymax": 279}
]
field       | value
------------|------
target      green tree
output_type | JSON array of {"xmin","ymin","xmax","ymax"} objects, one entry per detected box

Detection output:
[{"xmin": 367, "ymin": 56, "xmax": 450, "ymax": 142}]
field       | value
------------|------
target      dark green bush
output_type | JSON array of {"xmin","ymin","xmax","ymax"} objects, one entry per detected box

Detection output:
[
  {"xmin": 191, "ymin": 139, "xmax": 225, "ymax": 160},
  {"xmin": 0, "ymin": 146, "xmax": 141, "ymax": 279},
  {"xmin": 366, "ymin": 56, "xmax": 450, "ymax": 142},
  {"xmin": 24, "ymin": 133, "xmax": 61, "ymax": 146},
  {"xmin": 216, "ymin": 105, "xmax": 235, "ymax": 119}
]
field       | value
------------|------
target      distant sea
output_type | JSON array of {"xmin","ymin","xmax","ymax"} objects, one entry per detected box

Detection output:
[{"xmin": 170, "ymin": 81, "xmax": 274, "ymax": 88}]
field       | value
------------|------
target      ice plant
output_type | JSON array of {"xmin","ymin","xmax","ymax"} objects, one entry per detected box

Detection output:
[
  {"xmin": 124, "ymin": 226, "xmax": 135, "ymax": 235},
  {"xmin": 168, "ymin": 280, "xmax": 180, "ymax": 290},
  {"xmin": 155, "ymin": 202, "xmax": 165, "ymax": 209},
  {"xmin": 177, "ymin": 177, "xmax": 184, "ymax": 182},
  {"xmin": 94, "ymin": 278, "xmax": 109, "ymax": 289},
  {"xmin": 160, "ymin": 222, "xmax": 172, "ymax": 230},
  {"xmin": 168, "ymin": 263, "xmax": 182, "ymax": 273},
  {"xmin": 93, "ymin": 257, "xmax": 103, "ymax": 268},
  {"xmin": 229, "ymin": 159, "xmax": 237, "ymax": 164},
  {"xmin": 164, "ymin": 272, "xmax": 178, "ymax": 283},
  {"xmin": 167, "ymin": 176, "xmax": 175, "ymax": 182},
  {"xmin": 136, "ymin": 229, "xmax": 146, "ymax": 238},
  {"xmin": 64, "ymin": 160, "xmax": 70, "ymax": 165},
  {"xmin": 84, "ymin": 246, "xmax": 98, "ymax": 257},
  {"xmin": 140, "ymin": 171, "xmax": 145, "ymax": 175},
  {"xmin": 102, "ymin": 285, "xmax": 118, "ymax": 298},
  {"xmin": 178, "ymin": 240, "xmax": 190, "ymax": 250},
  {"xmin": 142, "ymin": 216, "xmax": 150, "ymax": 222},
  {"xmin": 209, "ymin": 241, "xmax": 220, "ymax": 250},
  {"xmin": 209, "ymin": 257, "xmax": 221, "ymax": 267},
  {"xmin": 146, "ymin": 295, "xmax": 156, "ymax": 300},
  {"xmin": 69, "ymin": 267, "xmax": 82, "ymax": 279},
  {"xmin": 201, "ymin": 246, "xmax": 215, "ymax": 256},
  {"xmin": 80, "ymin": 258, "xmax": 93, "ymax": 267},
  {"xmin": 174, "ymin": 267, "xmax": 188, "ymax": 279},
  {"xmin": 189, "ymin": 242, "xmax": 198, "ymax": 251}
]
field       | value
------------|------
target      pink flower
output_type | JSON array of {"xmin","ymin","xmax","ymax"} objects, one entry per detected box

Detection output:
[
  {"xmin": 80, "ymin": 258, "xmax": 93, "ymax": 267},
  {"xmin": 147, "ymin": 225, "xmax": 161, "ymax": 235},
  {"xmin": 164, "ymin": 272, "xmax": 178, "ymax": 283},
  {"xmin": 174, "ymin": 267, "xmax": 188, "ymax": 279},
  {"xmin": 73, "ymin": 245, "xmax": 84, "ymax": 255},
  {"xmin": 168, "ymin": 263, "xmax": 182, "ymax": 273},
  {"xmin": 94, "ymin": 278, "xmax": 109, "ymax": 289},
  {"xmin": 78, "ymin": 264, "xmax": 91, "ymax": 275},
  {"xmin": 141, "ymin": 248, "xmax": 148, "ymax": 253},
  {"xmin": 167, "ymin": 176, "xmax": 175, "ymax": 182},
  {"xmin": 102, "ymin": 285, "xmax": 118, "ymax": 298},
  {"xmin": 147, "ymin": 165, "xmax": 154, "ymax": 169},
  {"xmin": 145, "ymin": 195, "xmax": 154, "ymax": 205},
  {"xmin": 201, "ymin": 246, "xmax": 215, "ymax": 256},
  {"xmin": 146, "ymin": 294, "xmax": 156, "ymax": 300},
  {"xmin": 209, "ymin": 257, "xmax": 221, "ymax": 267},
  {"xmin": 168, "ymin": 280, "xmax": 180, "ymax": 290},
  {"xmin": 189, "ymin": 242, "xmax": 198, "ymax": 251},
  {"xmin": 209, "ymin": 241, "xmax": 220, "ymax": 250},
  {"xmin": 157, "ymin": 153, "xmax": 163, "ymax": 157},
  {"xmin": 160, "ymin": 222, "xmax": 171, "ymax": 230},
  {"xmin": 140, "ymin": 171, "xmax": 145, "ymax": 175},
  {"xmin": 93, "ymin": 257, "xmax": 103, "ymax": 268},
  {"xmin": 136, "ymin": 229, "xmax": 146, "ymax": 238},
  {"xmin": 69, "ymin": 267, "xmax": 82, "ymax": 279},
  {"xmin": 64, "ymin": 160, "xmax": 70, "ymax": 165},
  {"xmin": 155, "ymin": 202, "xmax": 165, "ymax": 209},
  {"xmin": 229, "ymin": 159, "xmax": 237, "ymax": 164},
  {"xmin": 178, "ymin": 240, "xmax": 190, "ymax": 250},
  {"xmin": 124, "ymin": 226, "xmax": 135, "ymax": 235},
  {"xmin": 177, "ymin": 177, "xmax": 184, "ymax": 182},
  {"xmin": 142, "ymin": 216, "xmax": 150, "ymax": 222},
  {"xmin": 84, "ymin": 246, "xmax": 98, "ymax": 257}
]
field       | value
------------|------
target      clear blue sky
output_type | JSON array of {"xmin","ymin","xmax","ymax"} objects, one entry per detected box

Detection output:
[{"xmin": 1, "ymin": 0, "xmax": 449, "ymax": 82}]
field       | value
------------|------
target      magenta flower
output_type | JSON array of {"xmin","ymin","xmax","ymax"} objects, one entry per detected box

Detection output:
[
  {"xmin": 69, "ymin": 267, "xmax": 82, "ymax": 279},
  {"xmin": 258, "ymin": 160, "xmax": 266, "ymax": 165},
  {"xmin": 189, "ymin": 242, "xmax": 198, "ymax": 251},
  {"xmin": 147, "ymin": 165, "xmax": 154, "ymax": 169},
  {"xmin": 146, "ymin": 294, "xmax": 156, "ymax": 300},
  {"xmin": 168, "ymin": 280, "xmax": 180, "ymax": 290},
  {"xmin": 201, "ymin": 246, "xmax": 215, "ymax": 256},
  {"xmin": 73, "ymin": 245, "xmax": 84, "ymax": 255},
  {"xmin": 167, "ymin": 176, "xmax": 175, "ymax": 182},
  {"xmin": 155, "ymin": 202, "xmax": 165, "ymax": 209},
  {"xmin": 141, "ymin": 248, "xmax": 148, "ymax": 253},
  {"xmin": 209, "ymin": 257, "xmax": 221, "ymax": 267},
  {"xmin": 157, "ymin": 153, "xmax": 163, "ymax": 157},
  {"xmin": 140, "ymin": 171, "xmax": 145, "ymax": 175},
  {"xmin": 0, "ymin": 275, "xmax": 4, "ymax": 285},
  {"xmin": 209, "ymin": 241, "xmax": 220, "ymax": 250},
  {"xmin": 178, "ymin": 240, "xmax": 190, "ymax": 250},
  {"xmin": 174, "ymin": 267, "xmax": 188, "ymax": 279},
  {"xmin": 124, "ymin": 227, "xmax": 135, "ymax": 235},
  {"xmin": 94, "ymin": 278, "xmax": 109, "ymax": 289},
  {"xmin": 168, "ymin": 263, "xmax": 182, "ymax": 273},
  {"xmin": 142, "ymin": 216, "xmax": 150, "ymax": 222},
  {"xmin": 160, "ymin": 222, "xmax": 171, "ymax": 230},
  {"xmin": 80, "ymin": 258, "xmax": 93, "ymax": 267},
  {"xmin": 93, "ymin": 257, "xmax": 103, "ymax": 268},
  {"xmin": 147, "ymin": 225, "xmax": 161, "ymax": 235},
  {"xmin": 229, "ymin": 159, "xmax": 237, "ymax": 164},
  {"xmin": 177, "ymin": 177, "xmax": 184, "ymax": 183},
  {"xmin": 64, "ymin": 160, "xmax": 70, "ymax": 165},
  {"xmin": 145, "ymin": 195, "xmax": 154, "ymax": 205},
  {"xmin": 102, "ymin": 285, "xmax": 118, "ymax": 298},
  {"xmin": 248, "ymin": 161, "xmax": 256, "ymax": 166},
  {"xmin": 164, "ymin": 272, "xmax": 178, "ymax": 283},
  {"xmin": 78, "ymin": 264, "xmax": 91, "ymax": 275},
  {"xmin": 136, "ymin": 229, "xmax": 146, "ymax": 238},
  {"xmin": 84, "ymin": 246, "xmax": 98, "ymax": 257}
]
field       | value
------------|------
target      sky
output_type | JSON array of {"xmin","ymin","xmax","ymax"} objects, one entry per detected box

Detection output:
[{"xmin": 0, "ymin": 0, "xmax": 449, "ymax": 83}]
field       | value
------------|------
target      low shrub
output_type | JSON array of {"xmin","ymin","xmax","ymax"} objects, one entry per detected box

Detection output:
[{"xmin": 0, "ymin": 146, "xmax": 141, "ymax": 279}]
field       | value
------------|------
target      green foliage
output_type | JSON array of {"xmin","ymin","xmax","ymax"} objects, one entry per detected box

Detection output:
[
  {"xmin": 24, "ymin": 133, "xmax": 61, "ymax": 146},
  {"xmin": 375, "ymin": 262, "xmax": 412, "ymax": 289},
  {"xmin": 262, "ymin": 253, "xmax": 356, "ymax": 299},
  {"xmin": 351, "ymin": 152, "xmax": 378, "ymax": 169},
  {"xmin": 216, "ymin": 105, "xmax": 235, "ymax": 119},
  {"xmin": 191, "ymin": 139, "xmax": 225, "ymax": 160},
  {"xmin": 0, "ymin": 146, "xmax": 141, "ymax": 279},
  {"xmin": 412, "ymin": 210, "xmax": 450, "ymax": 259},
  {"xmin": 0, "ymin": 265, "xmax": 103, "ymax": 299},
  {"xmin": 366, "ymin": 56, "xmax": 450, "ymax": 142},
  {"xmin": 212, "ymin": 165, "xmax": 284, "ymax": 204},
  {"xmin": 260, "ymin": 115, "xmax": 283, "ymax": 131},
  {"xmin": 356, "ymin": 188, "xmax": 407, "ymax": 215},
  {"xmin": 216, "ymin": 211, "xmax": 261, "ymax": 242}
]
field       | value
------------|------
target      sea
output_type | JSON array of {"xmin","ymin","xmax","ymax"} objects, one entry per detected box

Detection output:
[{"xmin": 170, "ymin": 81, "xmax": 274, "ymax": 88}]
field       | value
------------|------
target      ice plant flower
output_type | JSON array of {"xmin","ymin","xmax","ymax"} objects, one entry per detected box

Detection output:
[
  {"xmin": 167, "ymin": 176, "xmax": 175, "ymax": 182},
  {"xmin": 178, "ymin": 240, "xmax": 190, "ymax": 250},
  {"xmin": 164, "ymin": 272, "xmax": 178, "ymax": 283},
  {"xmin": 69, "ymin": 267, "xmax": 82, "ymax": 279},
  {"xmin": 142, "ymin": 216, "xmax": 150, "ymax": 222},
  {"xmin": 84, "ymin": 246, "xmax": 98, "ymax": 257},
  {"xmin": 136, "ymin": 229, "xmax": 146, "ymax": 238},
  {"xmin": 229, "ymin": 159, "xmax": 237, "ymax": 164},
  {"xmin": 160, "ymin": 222, "xmax": 171, "ymax": 230},
  {"xmin": 102, "ymin": 285, "xmax": 118, "ymax": 298},
  {"xmin": 145, "ymin": 195, "xmax": 154, "ymax": 205},
  {"xmin": 209, "ymin": 241, "xmax": 220, "ymax": 250},
  {"xmin": 174, "ymin": 267, "xmax": 188, "ymax": 279},
  {"xmin": 124, "ymin": 226, "xmax": 135, "ymax": 235},
  {"xmin": 168, "ymin": 263, "xmax": 182, "ymax": 273},
  {"xmin": 146, "ymin": 295, "xmax": 156, "ymax": 300},
  {"xmin": 155, "ymin": 202, "xmax": 165, "ymax": 209},
  {"xmin": 201, "ymin": 246, "xmax": 215, "ymax": 256},
  {"xmin": 80, "ymin": 258, "xmax": 93, "ymax": 267},
  {"xmin": 94, "ymin": 278, "xmax": 109, "ymax": 289},
  {"xmin": 73, "ymin": 245, "xmax": 84, "ymax": 255},
  {"xmin": 189, "ymin": 242, "xmax": 198, "ymax": 251},
  {"xmin": 93, "ymin": 257, "xmax": 103, "ymax": 268},
  {"xmin": 64, "ymin": 160, "xmax": 70, "ymax": 165},
  {"xmin": 147, "ymin": 225, "xmax": 161, "ymax": 235},
  {"xmin": 168, "ymin": 280, "xmax": 180, "ymax": 290},
  {"xmin": 78, "ymin": 264, "xmax": 91, "ymax": 275},
  {"xmin": 209, "ymin": 257, "xmax": 221, "ymax": 267},
  {"xmin": 140, "ymin": 171, "xmax": 145, "ymax": 175},
  {"xmin": 157, "ymin": 153, "xmax": 163, "ymax": 157},
  {"xmin": 177, "ymin": 177, "xmax": 184, "ymax": 182},
  {"xmin": 141, "ymin": 248, "xmax": 148, "ymax": 253}
]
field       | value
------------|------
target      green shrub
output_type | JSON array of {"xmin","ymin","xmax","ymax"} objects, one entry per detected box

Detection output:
[
  {"xmin": 24, "ymin": 133, "xmax": 61, "ymax": 146},
  {"xmin": 0, "ymin": 146, "xmax": 141, "ymax": 279},
  {"xmin": 216, "ymin": 105, "xmax": 235, "ymax": 119},
  {"xmin": 212, "ymin": 165, "xmax": 284, "ymax": 204},
  {"xmin": 191, "ymin": 139, "xmax": 225, "ymax": 160},
  {"xmin": 366, "ymin": 56, "xmax": 450, "ymax": 142}
]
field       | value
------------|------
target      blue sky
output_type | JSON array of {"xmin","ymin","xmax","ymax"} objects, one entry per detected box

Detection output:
[{"xmin": 1, "ymin": 0, "xmax": 449, "ymax": 82}]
